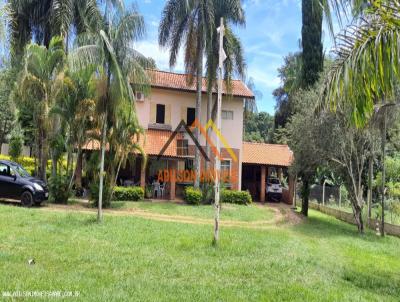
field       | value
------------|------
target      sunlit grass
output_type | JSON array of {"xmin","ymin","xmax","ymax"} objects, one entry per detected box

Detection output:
[{"xmin": 0, "ymin": 205, "xmax": 399, "ymax": 301}]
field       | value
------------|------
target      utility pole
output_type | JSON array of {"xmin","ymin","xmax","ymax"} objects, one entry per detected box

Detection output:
[{"xmin": 213, "ymin": 17, "xmax": 226, "ymax": 245}]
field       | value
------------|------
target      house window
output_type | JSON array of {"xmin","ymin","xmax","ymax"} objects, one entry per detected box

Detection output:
[
  {"xmin": 177, "ymin": 139, "xmax": 189, "ymax": 156},
  {"xmin": 222, "ymin": 110, "xmax": 234, "ymax": 120},
  {"xmin": 185, "ymin": 159, "xmax": 194, "ymax": 171},
  {"xmin": 156, "ymin": 104, "xmax": 165, "ymax": 124},
  {"xmin": 187, "ymin": 107, "xmax": 196, "ymax": 126},
  {"xmin": 220, "ymin": 160, "xmax": 231, "ymax": 181}
]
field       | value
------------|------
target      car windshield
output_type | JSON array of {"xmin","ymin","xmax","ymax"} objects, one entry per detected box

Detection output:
[
  {"xmin": 11, "ymin": 164, "xmax": 31, "ymax": 178},
  {"xmin": 268, "ymin": 179, "xmax": 280, "ymax": 185}
]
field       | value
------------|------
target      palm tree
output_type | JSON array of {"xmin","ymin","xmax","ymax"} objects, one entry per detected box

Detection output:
[
  {"xmin": 15, "ymin": 36, "xmax": 66, "ymax": 181},
  {"xmin": 205, "ymin": 20, "xmax": 245, "ymax": 170},
  {"xmin": 69, "ymin": 3, "xmax": 150, "ymax": 222},
  {"xmin": 159, "ymin": 0, "xmax": 215, "ymax": 189},
  {"xmin": 7, "ymin": 0, "xmax": 101, "ymax": 60},
  {"xmin": 51, "ymin": 66, "xmax": 96, "ymax": 190},
  {"xmin": 159, "ymin": 0, "xmax": 245, "ymax": 188}
]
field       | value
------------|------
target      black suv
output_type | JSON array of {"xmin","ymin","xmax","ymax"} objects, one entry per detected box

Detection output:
[{"xmin": 0, "ymin": 160, "xmax": 48, "ymax": 206}]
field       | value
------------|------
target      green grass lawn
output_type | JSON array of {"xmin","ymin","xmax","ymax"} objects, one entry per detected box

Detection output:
[
  {"xmin": 0, "ymin": 204, "xmax": 399, "ymax": 301},
  {"xmin": 110, "ymin": 201, "xmax": 275, "ymax": 222}
]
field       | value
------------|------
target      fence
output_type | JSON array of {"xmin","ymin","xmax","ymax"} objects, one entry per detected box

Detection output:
[{"xmin": 309, "ymin": 203, "xmax": 400, "ymax": 238}]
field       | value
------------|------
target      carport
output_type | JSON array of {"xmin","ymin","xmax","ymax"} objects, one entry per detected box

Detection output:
[{"xmin": 241, "ymin": 142, "xmax": 295, "ymax": 204}]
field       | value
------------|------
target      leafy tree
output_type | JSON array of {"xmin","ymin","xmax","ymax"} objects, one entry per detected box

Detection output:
[
  {"xmin": 323, "ymin": 1, "xmax": 398, "ymax": 235},
  {"xmin": 0, "ymin": 66, "xmax": 15, "ymax": 151},
  {"xmin": 243, "ymin": 112, "xmax": 274, "ymax": 143},
  {"xmin": 244, "ymin": 78, "xmax": 260, "ymax": 117},
  {"xmin": 14, "ymin": 36, "xmax": 66, "ymax": 181},
  {"xmin": 70, "ymin": 3, "xmax": 150, "ymax": 221},
  {"xmin": 301, "ymin": 0, "xmax": 323, "ymax": 88},
  {"xmin": 51, "ymin": 66, "xmax": 96, "ymax": 191},
  {"xmin": 317, "ymin": 110, "xmax": 379, "ymax": 233},
  {"xmin": 9, "ymin": 124, "xmax": 23, "ymax": 161},
  {"xmin": 289, "ymin": 82, "xmax": 379, "ymax": 231},
  {"xmin": 288, "ymin": 88, "xmax": 324, "ymax": 217},
  {"xmin": 273, "ymin": 53, "xmax": 302, "ymax": 129}
]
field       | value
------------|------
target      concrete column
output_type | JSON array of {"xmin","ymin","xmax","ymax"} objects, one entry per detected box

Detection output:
[
  {"xmin": 169, "ymin": 160, "xmax": 177, "ymax": 200},
  {"xmin": 260, "ymin": 165, "xmax": 266, "ymax": 203},
  {"xmin": 288, "ymin": 175, "xmax": 295, "ymax": 206},
  {"xmin": 140, "ymin": 158, "xmax": 146, "ymax": 189}
]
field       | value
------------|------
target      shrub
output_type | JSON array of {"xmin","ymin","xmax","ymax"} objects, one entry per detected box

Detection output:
[
  {"xmin": 113, "ymin": 186, "xmax": 144, "ymax": 201},
  {"xmin": 9, "ymin": 128, "xmax": 23, "ymax": 161},
  {"xmin": 90, "ymin": 182, "xmax": 112, "ymax": 208},
  {"xmin": 200, "ymin": 181, "xmax": 214, "ymax": 204},
  {"xmin": 184, "ymin": 186, "xmax": 202, "ymax": 205},
  {"xmin": 48, "ymin": 175, "xmax": 70, "ymax": 204},
  {"xmin": 221, "ymin": 189, "xmax": 252, "ymax": 205}
]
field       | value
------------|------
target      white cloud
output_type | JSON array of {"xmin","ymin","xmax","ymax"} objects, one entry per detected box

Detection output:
[{"xmin": 135, "ymin": 40, "xmax": 185, "ymax": 72}]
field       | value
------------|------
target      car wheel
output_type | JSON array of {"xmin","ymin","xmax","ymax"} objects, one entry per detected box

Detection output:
[{"xmin": 21, "ymin": 191, "xmax": 34, "ymax": 207}]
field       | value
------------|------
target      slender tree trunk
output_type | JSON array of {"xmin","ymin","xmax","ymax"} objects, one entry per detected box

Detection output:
[
  {"xmin": 301, "ymin": 178, "xmax": 310, "ymax": 216},
  {"xmin": 368, "ymin": 156, "xmax": 373, "ymax": 225},
  {"xmin": 353, "ymin": 203, "xmax": 364, "ymax": 234},
  {"xmin": 38, "ymin": 125, "xmax": 47, "ymax": 181},
  {"xmin": 51, "ymin": 148, "xmax": 57, "ymax": 178},
  {"xmin": 74, "ymin": 149, "xmax": 83, "ymax": 189},
  {"xmin": 98, "ymin": 114, "xmax": 107, "ymax": 223},
  {"xmin": 381, "ymin": 111, "xmax": 387, "ymax": 237},
  {"xmin": 205, "ymin": 91, "xmax": 213, "ymax": 171},
  {"xmin": 194, "ymin": 31, "xmax": 203, "ymax": 189}
]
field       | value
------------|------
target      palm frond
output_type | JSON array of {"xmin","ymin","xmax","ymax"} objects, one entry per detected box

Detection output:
[{"xmin": 323, "ymin": 1, "xmax": 400, "ymax": 126}]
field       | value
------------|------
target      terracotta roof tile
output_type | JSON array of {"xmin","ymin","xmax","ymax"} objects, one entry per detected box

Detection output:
[
  {"xmin": 242, "ymin": 142, "xmax": 293, "ymax": 167},
  {"xmin": 83, "ymin": 129, "xmax": 185, "ymax": 158},
  {"xmin": 147, "ymin": 69, "xmax": 254, "ymax": 99}
]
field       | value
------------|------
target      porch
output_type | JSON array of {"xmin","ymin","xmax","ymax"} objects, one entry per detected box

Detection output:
[{"xmin": 241, "ymin": 142, "xmax": 295, "ymax": 204}]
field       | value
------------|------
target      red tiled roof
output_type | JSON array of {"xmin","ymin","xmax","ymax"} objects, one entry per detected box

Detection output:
[
  {"xmin": 242, "ymin": 142, "xmax": 293, "ymax": 167},
  {"xmin": 147, "ymin": 69, "xmax": 254, "ymax": 99},
  {"xmin": 83, "ymin": 129, "xmax": 186, "ymax": 158}
]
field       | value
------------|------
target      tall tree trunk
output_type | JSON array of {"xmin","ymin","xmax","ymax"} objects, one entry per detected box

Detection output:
[
  {"xmin": 381, "ymin": 111, "xmax": 387, "ymax": 237},
  {"xmin": 353, "ymin": 203, "xmax": 364, "ymax": 234},
  {"xmin": 74, "ymin": 149, "xmax": 83, "ymax": 189},
  {"xmin": 98, "ymin": 114, "xmax": 107, "ymax": 223},
  {"xmin": 368, "ymin": 156, "xmax": 373, "ymax": 225},
  {"xmin": 301, "ymin": 178, "xmax": 310, "ymax": 216},
  {"xmin": 38, "ymin": 125, "xmax": 47, "ymax": 181},
  {"xmin": 205, "ymin": 91, "xmax": 213, "ymax": 171},
  {"xmin": 194, "ymin": 31, "xmax": 203, "ymax": 189}
]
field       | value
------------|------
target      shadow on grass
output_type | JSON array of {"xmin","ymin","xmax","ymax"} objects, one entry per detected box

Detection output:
[
  {"xmin": 342, "ymin": 268, "xmax": 400, "ymax": 298},
  {"xmin": 293, "ymin": 211, "xmax": 366, "ymax": 239}
]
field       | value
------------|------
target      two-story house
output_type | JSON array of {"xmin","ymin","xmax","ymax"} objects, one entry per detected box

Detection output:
[{"xmin": 85, "ymin": 69, "xmax": 294, "ymax": 203}]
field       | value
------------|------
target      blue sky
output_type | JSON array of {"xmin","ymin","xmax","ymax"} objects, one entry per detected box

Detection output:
[{"xmin": 131, "ymin": 0, "xmax": 304, "ymax": 114}]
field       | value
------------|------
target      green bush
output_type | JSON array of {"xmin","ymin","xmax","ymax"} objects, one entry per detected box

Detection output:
[
  {"xmin": 221, "ymin": 189, "xmax": 252, "ymax": 205},
  {"xmin": 184, "ymin": 186, "xmax": 202, "ymax": 205},
  {"xmin": 48, "ymin": 175, "xmax": 70, "ymax": 204},
  {"xmin": 113, "ymin": 186, "xmax": 144, "ymax": 201},
  {"xmin": 90, "ymin": 182, "xmax": 112, "ymax": 208}
]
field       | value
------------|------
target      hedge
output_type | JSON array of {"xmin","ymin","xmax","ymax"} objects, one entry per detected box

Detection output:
[
  {"xmin": 184, "ymin": 186, "xmax": 202, "ymax": 205},
  {"xmin": 0, "ymin": 154, "xmax": 67, "ymax": 177},
  {"xmin": 113, "ymin": 186, "xmax": 144, "ymax": 201},
  {"xmin": 221, "ymin": 189, "xmax": 252, "ymax": 205}
]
